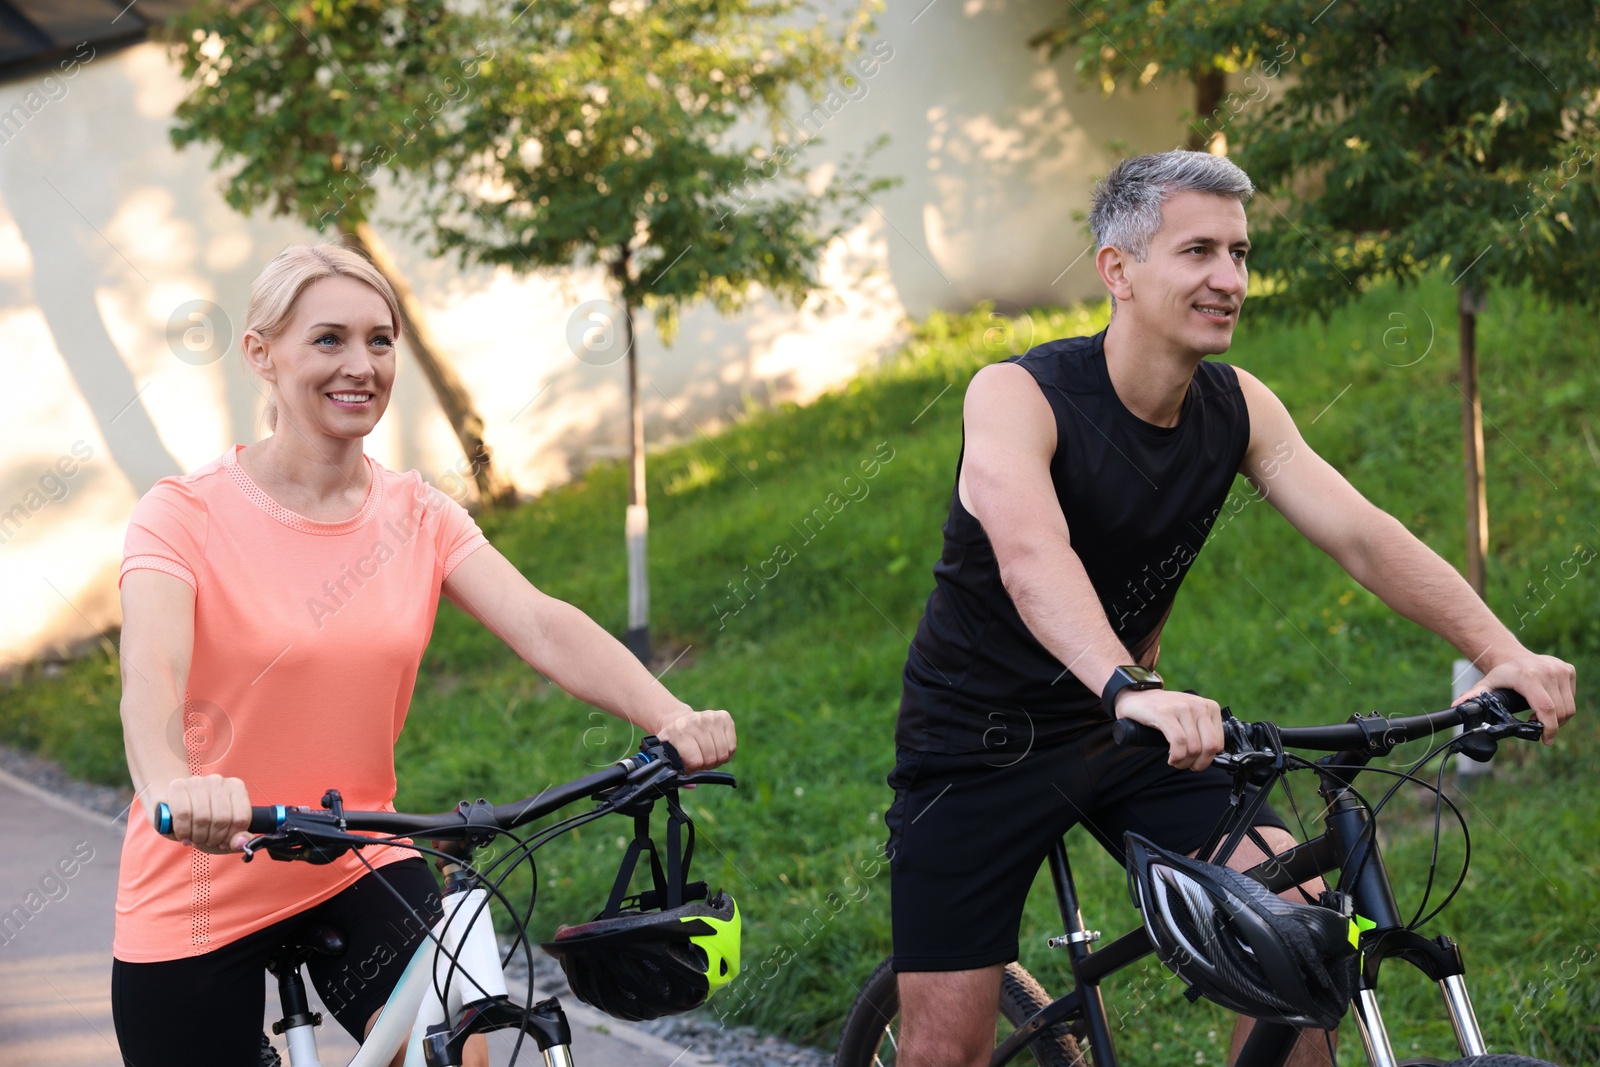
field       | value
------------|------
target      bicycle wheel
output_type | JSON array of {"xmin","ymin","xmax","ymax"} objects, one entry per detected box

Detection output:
[
  {"xmin": 1429, "ymin": 1058, "xmax": 1562, "ymax": 1066},
  {"xmin": 834, "ymin": 957, "xmax": 1085, "ymax": 1067}
]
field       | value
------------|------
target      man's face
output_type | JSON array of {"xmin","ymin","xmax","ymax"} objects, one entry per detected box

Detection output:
[{"xmin": 1119, "ymin": 190, "xmax": 1249, "ymax": 356}]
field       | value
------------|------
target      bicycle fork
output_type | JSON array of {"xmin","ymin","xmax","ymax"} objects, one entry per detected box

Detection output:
[
  {"xmin": 415, "ymin": 883, "xmax": 579, "ymax": 1066},
  {"xmin": 1323, "ymin": 788, "xmax": 1490, "ymax": 1066},
  {"xmin": 414, "ymin": 879, "xmax": 578, "ymax": 1067}
]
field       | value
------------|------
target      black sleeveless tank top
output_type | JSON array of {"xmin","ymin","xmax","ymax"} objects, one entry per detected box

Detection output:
[{"xmin": 897, "ymin": 329, "xmax": 1251, "ymax": 753}]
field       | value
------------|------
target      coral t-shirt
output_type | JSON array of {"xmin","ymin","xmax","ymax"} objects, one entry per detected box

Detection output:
[{"xmin": 114, "ymin": 444, "xmax": 489, "ymax": 962}]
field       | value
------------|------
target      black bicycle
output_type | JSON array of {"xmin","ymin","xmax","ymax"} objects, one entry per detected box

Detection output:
[{"xmin": 834, "ymin": 689, "xmax": 1565, "ymax": 1067}]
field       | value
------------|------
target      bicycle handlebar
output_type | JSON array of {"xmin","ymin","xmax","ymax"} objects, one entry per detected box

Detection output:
[
  {"xmin": 156, "ymin": 740, "xmax": 735, "ymax": 843},
  {"xmin": 1110, "ymin": 688, "xmax": 1536, "ymax": 760}
]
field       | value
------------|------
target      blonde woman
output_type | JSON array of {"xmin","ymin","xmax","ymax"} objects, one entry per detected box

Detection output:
[{"xmin": 112, "ymin": 244, "xmax": 736, "ymax": 1065}]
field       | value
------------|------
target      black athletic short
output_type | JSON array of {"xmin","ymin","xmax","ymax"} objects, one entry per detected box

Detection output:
[
  {"xmin": 112, "ymin": 859, "xmax": 442, "ymax": 1066},
  {"xmin": 884, "ymin": 720, "xmax": 1289, "ymax": 972}
]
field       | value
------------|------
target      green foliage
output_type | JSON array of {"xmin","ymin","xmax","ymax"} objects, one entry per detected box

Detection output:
[
  {"xmin": 160, "ymin": 0, "xmax": 479, "ymax": 231},
  {"xmin": 416, "ymin": 0, "xmax": 893, "ymax": 332},
  {"xmin": 3, "ymin": 277, "xmax": 1597, "ymax": 1060},
  {"xmin": 1036, "ymin": 1, "xmax": 1600, "ymax": 319}
]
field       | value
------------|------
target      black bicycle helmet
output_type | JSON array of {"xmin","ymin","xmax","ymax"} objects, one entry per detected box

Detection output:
[
  {"xmin": 1124, "ymin": 833, "xmax": 1359, "ymax": 1031},
  {"xmin": 542, "ymin": 793, "xmax": 740, "ymax": 1021}
]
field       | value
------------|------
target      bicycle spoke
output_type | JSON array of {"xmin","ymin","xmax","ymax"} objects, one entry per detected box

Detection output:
[{"xmin": 878, "ymin": 1018, "xmax": 898, "ymax": 1065}]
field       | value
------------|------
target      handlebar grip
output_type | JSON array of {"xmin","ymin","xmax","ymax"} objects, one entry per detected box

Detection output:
[
  {"xmin": 154, "ymin": 803, "xmax": 285, "ymax": 837},
  {"xmin": 250, "ymin": 805, "xmax": 287, "ymax": 833},
  {"xmin": 1111, "ymin": 719, "xmax": 1168, "ymax": 748},
  {"xmin": 1489, "ymin": 687, "xmax": 1531, "ymax": 715}
]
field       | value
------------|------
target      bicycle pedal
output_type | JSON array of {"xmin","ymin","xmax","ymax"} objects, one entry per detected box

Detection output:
[{"xmin": 1048, "ymin": 929, "xmax": 1100, "ymax": 948}]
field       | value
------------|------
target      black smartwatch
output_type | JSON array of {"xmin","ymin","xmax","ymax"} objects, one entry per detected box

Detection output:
[{"xmin": 1102, "ymin": 665, "xmax": 1163, "ymax": 715}]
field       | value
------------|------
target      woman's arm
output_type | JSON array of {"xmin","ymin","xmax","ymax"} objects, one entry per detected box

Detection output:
[
  {"xmin": 441, "ymin": 547, "xmax": 735, "ymax": 770},
  {"xmin": 119, "ymin": 570, "xmax": 251, "ymax": 851}
]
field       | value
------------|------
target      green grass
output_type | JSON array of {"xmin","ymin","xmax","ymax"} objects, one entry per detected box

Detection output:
[{"xmin": 4, "ymin": 273, "xmax": 1598, "ymax": 1064}]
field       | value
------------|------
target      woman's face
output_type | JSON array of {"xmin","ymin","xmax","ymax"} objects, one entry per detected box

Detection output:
[{"xmin": 253, "ymin": 275, "xmax": 398, "ymax": 440}]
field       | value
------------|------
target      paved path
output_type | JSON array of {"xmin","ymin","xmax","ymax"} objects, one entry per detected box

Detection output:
[{"xmin": 0, "ymin": 768, "xmax": 716, "ymax": 1066}]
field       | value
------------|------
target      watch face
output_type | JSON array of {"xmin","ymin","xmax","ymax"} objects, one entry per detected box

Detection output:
[{"xmin": 1123, "ymin": 665, "xmax": 1162, "ymax": 686}]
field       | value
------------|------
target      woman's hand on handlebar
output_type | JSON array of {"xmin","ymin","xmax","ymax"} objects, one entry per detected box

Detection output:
[
  {"xmin": 157, "ymin": 774, "xmax": 253, "ymax": 853},
  {"xmin": 1457, "ymin": 652, "xmax": 1577, "ymax": 744},
  {"xmin": 1114, "ymin": 689, "xmax": 1224, "ymax": 771},
  {"xmin": 656, "ymin": 708, "xmax": 736, "ymax": 772}
]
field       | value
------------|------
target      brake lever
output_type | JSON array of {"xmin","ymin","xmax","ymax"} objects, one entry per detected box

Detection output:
[
  {"xmin": 240, "ymin": 833, "xmax": 275, "ymax": 861},
  {"xmin": 1454, "ymin": 712, "xmax": 1543, "ymax": 763},
  {"xmin": 680, "ymin": 771, "xmax": 737, "ymax": 788},
  {"xmin": 1482, "ymin": 718, "xmax": 1544, "ymax": 742},
  {"xmin": 1211, "ymin": 716, "xmax": 1281, "ymax": 775}
]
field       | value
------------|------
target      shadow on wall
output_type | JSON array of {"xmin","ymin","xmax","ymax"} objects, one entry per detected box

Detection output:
[
  {"xmin": 841, "ymin": 0, "xmax": 1194, "ymax": 319},
  {"xmin": 5, "ymin": 138, "xmax": 183, "ymax": 499},
  {"xmin": 1, "ymin": 51, "xmax": 302, "ymax": 488}
]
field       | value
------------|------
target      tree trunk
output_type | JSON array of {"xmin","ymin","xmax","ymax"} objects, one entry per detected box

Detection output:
[
  {"xmin": 1459, "ymin": 285, "xmax": 1489, "ymax": 600},
  {"xmin": 1190, "ymin": 68, "xmax": 1227, "ymax": 153},
  {"xmin": 340, "ymin": 221, "xmax": 517, "ymax": 507},
  {"xmin": 614, "ymin": 250, "xmax": 651, "ymax": 663}
]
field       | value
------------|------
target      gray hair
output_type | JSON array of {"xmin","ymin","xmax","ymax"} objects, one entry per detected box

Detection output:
[{"xmin": 1088, "ymin": 150, "xmax": 1255, "ymax": 261}]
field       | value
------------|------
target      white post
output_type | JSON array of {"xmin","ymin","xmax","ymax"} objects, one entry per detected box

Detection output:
[
  {"xmin": 625, "ymin": 503, "xmax": 650, "ymax": 661},
  {"xmin": 284, "ymin": 1022, "xmax": 324, "ymax": 1067},
  {"xmin": 1451, "ymin": 658, "xmax": 1492, "ymax": 780}
]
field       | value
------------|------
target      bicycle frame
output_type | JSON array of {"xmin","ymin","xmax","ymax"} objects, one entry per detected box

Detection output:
[
  {"xmin": 993, "ymin": 757, "xmax": 1493, "ymax": 1067},
  {"xmin": 271, "ymin": 880, "xmax": 575, "ymax": 1067}
]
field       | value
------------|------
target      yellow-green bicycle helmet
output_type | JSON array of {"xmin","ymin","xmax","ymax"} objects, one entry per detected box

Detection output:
[
  {"xmin": 543, "ymin": 889, "xmax": 740, "ymax": 1021},
  {"xmin": 542, "ymin": 797, "xmax": 741, "ymax": 1021}
]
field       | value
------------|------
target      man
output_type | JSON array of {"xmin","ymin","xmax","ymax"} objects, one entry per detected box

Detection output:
[{"xmin": 887, "ymin": 149, "xmax": 1577, "ymax": 1067}]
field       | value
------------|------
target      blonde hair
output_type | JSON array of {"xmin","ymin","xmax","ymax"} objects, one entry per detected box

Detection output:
[{"xmin": 242, "ymin": 244, "xmax": 403, "ymax": 432}]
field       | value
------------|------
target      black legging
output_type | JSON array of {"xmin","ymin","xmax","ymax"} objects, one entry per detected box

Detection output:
[{"xmin": 112, "ymin": 859, "xmax": 441, "ymax": 1067}]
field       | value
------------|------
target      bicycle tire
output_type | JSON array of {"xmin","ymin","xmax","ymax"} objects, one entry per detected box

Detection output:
[
  {"xmin": 1430, "ymin": 1058, "xmax": 1563, "ymax": 1066},
  {"xmin": 834, "ymin": 957, "xmax": 1085, "ymax": 1067}
]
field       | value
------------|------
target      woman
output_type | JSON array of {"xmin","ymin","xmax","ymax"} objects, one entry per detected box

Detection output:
[{"xmin": 112, "ymin": 244, "xmax": 735, "ymax": 1065}]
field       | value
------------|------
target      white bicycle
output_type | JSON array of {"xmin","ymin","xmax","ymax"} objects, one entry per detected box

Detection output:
[{"xmin": 158, "ymin": 740, "xmax": 735, "ymax": 1066}]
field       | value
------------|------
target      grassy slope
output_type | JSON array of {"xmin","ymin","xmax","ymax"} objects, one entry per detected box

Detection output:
[{"xmin": 3, "ymin": 275, "xmax": 1597, "ymax": 1064}]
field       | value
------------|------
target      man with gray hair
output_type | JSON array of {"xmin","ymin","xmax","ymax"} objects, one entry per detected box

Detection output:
[{"xmin": 885, "ymin": 148, "xmax": 1576, "ymax": 1066}]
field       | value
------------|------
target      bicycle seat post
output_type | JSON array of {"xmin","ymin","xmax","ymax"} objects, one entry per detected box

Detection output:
[{"xmin": 267, "ymin": 924, "xmax": 347, "ymax": 1067}]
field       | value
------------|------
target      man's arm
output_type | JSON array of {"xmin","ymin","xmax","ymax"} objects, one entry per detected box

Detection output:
[
  {"xmin": 1236, "ymin": 368, "xmax": 1576, "ymax": 740},
  {"xmin": 961, "ymin": 363, "xmax": 1225, "ymax": 768}
]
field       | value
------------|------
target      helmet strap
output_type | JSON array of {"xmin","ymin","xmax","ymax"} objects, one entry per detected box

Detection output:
[
  {"xmin": 664, "ymin": 800, "xmax": 684, "ymax": 909},
  {"xmin": 1199, "ymin": 720, "xmax": 1285, "ymax": 866},
  {"xmin": 1200, "ymin": 772, "xmax": 1278, "ymax": 866},
  {"xmin": 599, "ymin": 793, "xmax": 701, "ymax": 916},
  {"xmin": 602, "ymin": 815, "xmax": 668, "ymax": 917}
]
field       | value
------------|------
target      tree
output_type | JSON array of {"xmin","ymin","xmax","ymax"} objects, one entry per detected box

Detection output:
[
  {"xmin": 1037, "ymin": 1, "xmax": 1600, "ymax": 600},
  {"xmin": 1030, "ymin": 16, "xmax": 1227, "ymax": 152},
  {"xmin": 159, "ymin": 1, "xmax": 517, "ymax": 506},
  {"xmin": 414, "ymin": 0, "xmax": 889, "ymax": 660}
]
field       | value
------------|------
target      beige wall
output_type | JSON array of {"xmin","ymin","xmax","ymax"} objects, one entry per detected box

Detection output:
[{"xmin": 0, "ymin": 1, "xmax": 1194, "ymax": 669}]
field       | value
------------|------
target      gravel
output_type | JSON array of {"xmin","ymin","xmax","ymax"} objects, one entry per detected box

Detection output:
[
  {"xmin": 632, "ymin": 1014, "xmax": 835, "ymax": 1067},
  {"xmin": 0, "ymin": 743, "xmax": 134, "ymax": 820},
  {"xmin": 502, "ymin": 937, "xmax": 834, "ymax": 1067},
  {"xmin": 0, "ymin": 741, "xmax": 835, "ymax": 1067}
]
